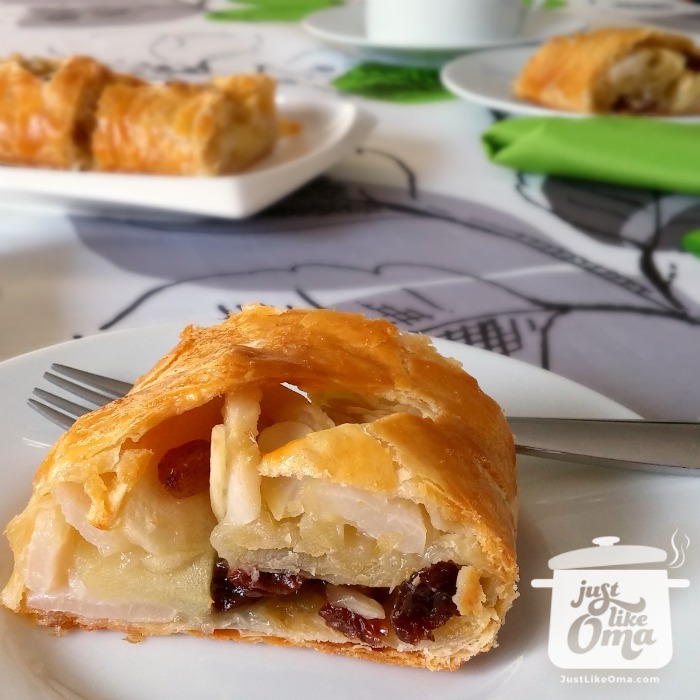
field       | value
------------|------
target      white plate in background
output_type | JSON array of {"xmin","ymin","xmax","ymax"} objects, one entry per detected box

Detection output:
[
  {"xmin": 0, "ymin": 325, "xmax": 697, "ymax": 700},
  {"xmin": 303, "ymin": 5, "xmax": 585, "ymax": 67},
  {"xmin": 575, "ymin": 0, "xmax": 700, "ymax": 18},
  {"xmin": 441, "ymin": 45, "xmax": 700, "ymax": 120},
  {"xmin": 0, "ymin": 89, "xmax": 375, "ymax": 220}
]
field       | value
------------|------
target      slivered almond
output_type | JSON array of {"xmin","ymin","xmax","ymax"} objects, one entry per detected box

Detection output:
[{"xmin": 326, "ymin": 584, "xmax": 386, "ymax": 620}]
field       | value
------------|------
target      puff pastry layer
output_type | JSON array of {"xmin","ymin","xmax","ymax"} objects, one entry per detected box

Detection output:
[
  {"xmin": 0, "ymin": 54, "xmax": 122, "ymax": 169},
  {"xmin": 0, "ymin": 53, "xmax": 279, "ymax": 174},
  {"xmin": 93, "ymin": 74, "xmax": 277, "ymax": 175},
  {"xmin": 514, "ymin": 27, "xmax": 700, "ymax": 114},
  {"xmin": 1, "ymin": 306, "xmax": 518, "ymax": 671}
]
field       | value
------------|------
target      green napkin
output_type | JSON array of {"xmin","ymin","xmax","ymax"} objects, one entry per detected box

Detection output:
[{"xmin": 482, "ymin": 117, "xmax": 700, "ymax": 195}]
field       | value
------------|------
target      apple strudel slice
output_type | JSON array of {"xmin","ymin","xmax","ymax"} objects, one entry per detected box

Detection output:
[
  {"xmin": 514, "ymin": 26, "xmax": 700, "ymax": 115},
  {"xmin": 1, "ymin": 306, "xmax": 518, "ymax": 671}
]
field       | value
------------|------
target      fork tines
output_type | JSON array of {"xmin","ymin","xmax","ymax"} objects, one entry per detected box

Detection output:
[
  {"xmin": 49, "ymin": 363, "xmax": 133, "ymax": 397},
  {"xmin": 28, "ymin": 363, "xmax": 133, "ymax": 430}
]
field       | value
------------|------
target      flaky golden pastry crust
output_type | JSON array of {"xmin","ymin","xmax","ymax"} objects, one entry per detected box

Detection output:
[
  {"xmin": 93, "ymin": 74, "xmax": 277, "ymax": 175},
  {"xmin": 0, "ymin": 53, "xmax": 280, "ymax": 175},
  {"xmin": 0, "ymin": 54, "xmax": 119, "ymax": 169},
  {"xmin": 2, "ymin": 306, "xmax": 518, "ymax": 671},
  {"xmin": 514, "ymin": 26, "xmax": 700, "ymax": 114}
]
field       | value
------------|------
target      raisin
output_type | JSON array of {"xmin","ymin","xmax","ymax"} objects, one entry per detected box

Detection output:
[
  {"xmin": 157, "ymin": 439, "xmax": 210, "ymax": 498},
  {"xmin": 319, "ymin": 603, "xmax": 388, "ymax": 647},
  {"xmin": 390, "ymin": 561, "xmax": 460, "ymax": 644},
  {"xmin": 211, "ymin": 558, "xmax": 307, "ymax": 612}
]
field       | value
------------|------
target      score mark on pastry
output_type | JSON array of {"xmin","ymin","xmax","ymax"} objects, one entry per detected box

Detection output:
[{"xmin": 1, "ymin": 306, "xmax": 518, "ymax": 671}]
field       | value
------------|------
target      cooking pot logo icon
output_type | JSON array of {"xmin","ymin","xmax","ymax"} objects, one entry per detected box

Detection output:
[{"xmin": 532, "ymin": 535, "xmax": 690, "ymax": 669}]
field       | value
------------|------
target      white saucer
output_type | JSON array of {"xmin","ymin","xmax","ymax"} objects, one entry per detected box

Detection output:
[
  {"xmin": 441, "ymin": 45, "xmax": 700, "ymax": 122},
  {"xmin": 574, "ymin": 0, "xmax": 700, "ymax": 18},
  {"xmin": 303, "ymin": 5, "xmax": 586, "ymax": 67}
]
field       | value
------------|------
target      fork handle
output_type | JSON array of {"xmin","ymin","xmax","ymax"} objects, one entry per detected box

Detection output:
[{"xmin": 507, "ymin": 418, "xmax": 700, "ymax": 476}]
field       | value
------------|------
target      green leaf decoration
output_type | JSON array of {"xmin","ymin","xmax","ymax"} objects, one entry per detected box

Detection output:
[
  {"xmin": 207, "ymin": 0, "xmax": 340, "ymax": 23},
  {"xmin": 332, "ymin": 63, "xmax": 455, "ymax": 103},
  {"xmin": 542, "ymin": 0, "xmax": 568, "ymax": 9},
  {"xmin": 681, "ymin": 230, "xmax": 700, "ymax": 258},
  {"xmin": 522, "ymin": 0, "xmax": 567, "ymax": 7}
]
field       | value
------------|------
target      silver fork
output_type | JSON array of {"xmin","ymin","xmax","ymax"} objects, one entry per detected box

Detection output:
[
  {"xmin": 29, "ymin": 364, "xmax": 133, "ymax": 429},
  {"xmin": 28, "ymin": 365, "xmax": 700, "ymax": 476}
]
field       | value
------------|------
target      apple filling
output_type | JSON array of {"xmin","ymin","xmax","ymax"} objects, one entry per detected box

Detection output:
[
  {"xmin": 600, "ymin": 47, "xmax": 700, "ymax": 113},
  {"xmin": 20, "ymin": 382, "xmax": 505, "ymax": 652}
]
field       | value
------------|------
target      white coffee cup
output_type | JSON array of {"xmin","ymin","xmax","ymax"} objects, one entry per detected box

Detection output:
[{"xmin": 365, "ymin": 0, "xmax": 548, "ymax": 47}]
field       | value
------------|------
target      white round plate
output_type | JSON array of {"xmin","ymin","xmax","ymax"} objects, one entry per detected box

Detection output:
[
  {"xmin": 441, "ymin": 45, "xmax": 700, "ymax": 121},
  {"xmin": 303, "ymin": 5, "xmax": 585, "ymax": 67},
  {"xmin": 582, "ymin": 0, "xmax": 700, "ymax": 18},
  {"xmin": 0, "ymin": 325, "xmax": 698, "ymax": 699}
]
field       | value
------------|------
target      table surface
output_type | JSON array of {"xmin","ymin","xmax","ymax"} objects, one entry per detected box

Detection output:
[
  {"xmin": 1, "ymin": 1, "xmax": 699, "ymax": 420},
  {"xmin": 0, "ymin": 2, "xmax": 699, "ymax": 698}
]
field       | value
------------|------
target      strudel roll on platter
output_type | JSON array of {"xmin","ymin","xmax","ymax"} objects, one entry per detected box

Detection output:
[
  {"xmin": 1, "ymin": 306, "xmax": 518, "ymax": 671},
  {"xmin": 514, "ymin": 26, "xmax": 700, "ymax": 115},
  {"xmin": 92, "ymin": 74, "xmax": 278, "ymax": 176},
  {"xmin": 0, "ymin": 52, "xmax": 279, "ymax": 175}
]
